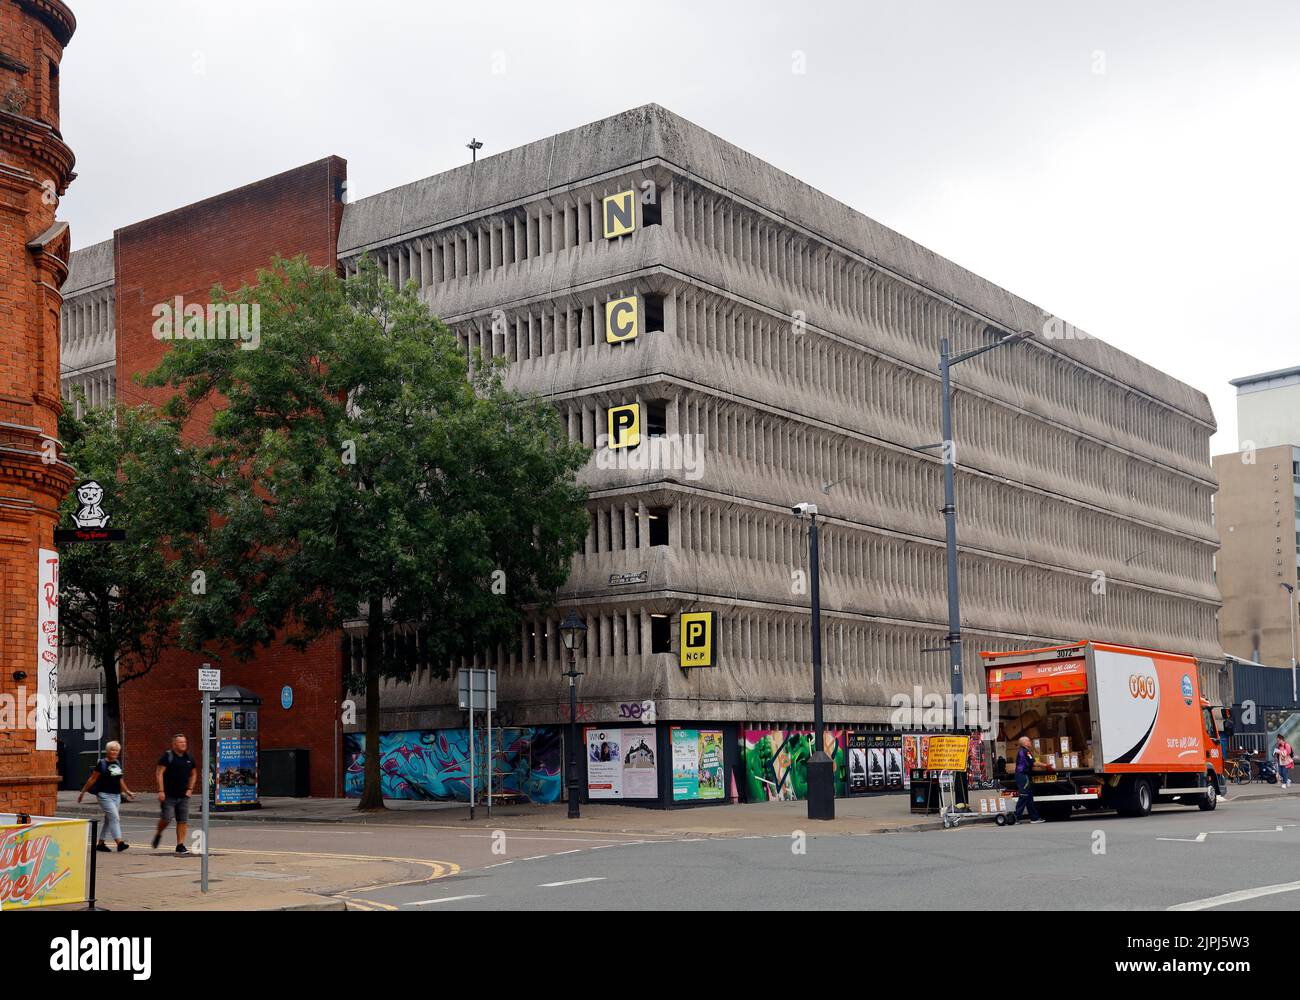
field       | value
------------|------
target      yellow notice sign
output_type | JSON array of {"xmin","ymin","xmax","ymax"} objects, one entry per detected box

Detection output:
[
  {"xmin": 602, "ymin": 190, "xmax": 637, "ymax": 238},
  {"xmin": 607, "ymin": 403, "xmax": 640, "ymax": 449},
  {"xmin": 0, "ymin": 818, "xmax": 91, "ymax": 910},
  {"xmin": 605, "ymin": 295, "xmax": 639, "ymax": 343},
  {"xmin": 679, "ymin": 611, "xmax": 716, "ymax": 667},
  {"xmin": 925, "ymin": 736, "xmax": 969, "ymax": 771}
]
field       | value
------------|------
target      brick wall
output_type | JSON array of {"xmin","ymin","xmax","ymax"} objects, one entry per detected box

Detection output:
[
  {"xmin": 114, "ymin": 157, "xmax": 348, "ymax": 797},
  {"xmin": 0, "ymin": 0, "xmax": 77, "ymax": 817}
]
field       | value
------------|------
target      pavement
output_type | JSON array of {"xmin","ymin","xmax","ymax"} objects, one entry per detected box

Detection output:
[{"xmin": 47, "ymin": 781, "xmax": 1295, "ymax": 911}]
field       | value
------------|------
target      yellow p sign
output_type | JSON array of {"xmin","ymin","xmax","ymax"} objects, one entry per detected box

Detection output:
[
  {"xmin": 602, "ymin": 190, "xmax": 636, "ymax": 238},
  {"xmin": 607, "ymin": 403, "xmax": 640, "ymax": 449},
  {"xmin": 679, "ymin": 611, "xmax": 716, "ymax": 667},
  {"xmin": 605, "ymin": 295, "xmax": 638, "ymax": 344}
]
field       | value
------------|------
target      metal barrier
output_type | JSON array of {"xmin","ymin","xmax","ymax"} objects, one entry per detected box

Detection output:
[{"xmin": 1231, "ymin": 733, "xmax": 1269, "ymax": 754}]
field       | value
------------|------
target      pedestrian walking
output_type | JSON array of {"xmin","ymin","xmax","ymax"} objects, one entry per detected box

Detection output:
[
  {"xmin": 151, "ymin": 734, "xmax": 198, "ymax": 853},
  {"xmin": 1013, "ymin": 736, "xmax": 1050, "ymax": 824},
  {"xmin": 1274, "ymin": 735, "xmax": 1294, "ymax": 788},
  {"xmin": 77, "ymin": 740, "xmax": 136, "ymax": 852}
]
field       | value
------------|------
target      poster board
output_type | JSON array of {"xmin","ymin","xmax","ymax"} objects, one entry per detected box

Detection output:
[
  {"xmin": 586, "ymin": 727, "xmax": 659, "ymax": 800},
  {"xmin": 671, "ymin": 728, "xmax": 726, "ymax": 801}
]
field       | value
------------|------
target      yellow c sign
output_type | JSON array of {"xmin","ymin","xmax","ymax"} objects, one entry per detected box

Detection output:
[
  {"xmin": 605, "ymin": 295, "xmax": 638, "ymax": 344},
  {"xmin": 607, "ymin": 403, "xmax": 640, "ymax": 449},
  {"xmin": 602, "ymin": 190, "xmax": 637, "ymax": 238},
  {"xmin": 679, "ymin": 611, "xmax": 716, "ymax": 667}
]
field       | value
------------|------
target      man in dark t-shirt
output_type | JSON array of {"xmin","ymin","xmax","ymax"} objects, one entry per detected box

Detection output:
[{"xmin": 151, "ymin": 734, "xmax": 198, "ymax": 853}]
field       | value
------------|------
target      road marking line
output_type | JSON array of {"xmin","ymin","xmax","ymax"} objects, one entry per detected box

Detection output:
[
  {"xmin": 521, "ymin": 855, "xmax": 550, "ymax": 861},
  {"xmin": 539, "ymin": 877, "xmax": 606, "ymax": 888},
  {"xmin": 1158, "ymin": 825, "xmax": 1288, "ymax": 843},
  {"xmin": 554, "ymin": 849, "xmax": 581, "ymax": 855},
  {"xmin": 409, "ymin": 895, "xmax": 485, "ymax": 906},
  {"xmin": 347, "ymin": 897, "xmax": 398, "ymax": 911},
  {"xmin": 1170, "ymin": 879, "xmax": 1300, "ymax": 911}
]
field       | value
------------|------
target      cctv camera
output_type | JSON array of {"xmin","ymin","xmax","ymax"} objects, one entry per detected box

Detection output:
[{"xmin": 791, "ymin": 502, "xmax": 818, "ymax": 517}]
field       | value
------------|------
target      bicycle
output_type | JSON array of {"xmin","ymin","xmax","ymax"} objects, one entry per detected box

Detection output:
[{"xmin": 1222, "ymin": 755, "xmax": 1252, "ymax": 784}]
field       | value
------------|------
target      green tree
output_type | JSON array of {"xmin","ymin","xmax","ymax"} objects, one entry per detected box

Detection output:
[
  {"xmin": 56, "ymin": 394, "xmax": 211, "ymax": 742},
  {"xmin": 147, "ymin": 256, "xmax": 590, "ymax": 810}
]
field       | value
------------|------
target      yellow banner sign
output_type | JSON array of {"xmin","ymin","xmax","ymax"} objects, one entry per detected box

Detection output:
[
  {"xmin": 602, "ymin": 190, "xmax": 637, "ymax": 238},
  {"xmin": 925, "ymin": 736, "xmax": 969, "ymax": 771},
  {"xmin": 679, "ymin": 611, "xmax": 716, "ymax": 667},
  {"xmin": 0, "ymin": 818, "xmax": 91, "ymax": 910},
  {"xmin": 607, "ymin": 403, "xmax": 641, "ymax": 449},
  {"xmin": 605, "ymin": 295, "xmax": 639, "ymax": 344}
]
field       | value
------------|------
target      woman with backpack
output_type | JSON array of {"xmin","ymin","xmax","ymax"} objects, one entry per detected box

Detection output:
[
  {"xmin": 1274, "ymin": 735, "xmax": 1294, "ymax": 788},
  {"xmin": 77, "ymin": 740, "xmax": 136, "ymax": 851}
]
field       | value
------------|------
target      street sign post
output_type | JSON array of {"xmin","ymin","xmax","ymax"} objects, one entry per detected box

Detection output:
[
  {"xmin": 457, "ymin": 668, "xmax": 497, "ymax": 819},
  {"xmin": 197, "ymin": 664, "xmax": 220, "ymax": 893}
]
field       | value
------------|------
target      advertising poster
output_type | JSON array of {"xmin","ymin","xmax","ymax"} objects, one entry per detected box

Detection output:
[
  {"xmin": 35, "ymin": 549, "xmax": 59, "ymax": 751},
  {"xmin": 621, "ymin": 730, "xmax": 658, "ymax": 799},
  {"xmin": 698, "ymin": 731, "xmax": 724, "ymax": 799},
  {"xmin": 847, "ymin": 732, "xmax": 870, "ymax": 794},
  {"xmin": 586, "ymin": 728, "xmax": 623, "ymax": 799},
  {"xmin": 672, "ymin": 728, "xmax": 700, "ymax": 800},
  {"xmin": 216, "ymin": 737, "xmax": 258, "ymax": 804},
  {"xmin": 848, "ymin": 732, "xmax": 905, "ymax": 794},
  {"xmin": 0, "ymin": 818, "xmax": 90, "ymax": 910}
]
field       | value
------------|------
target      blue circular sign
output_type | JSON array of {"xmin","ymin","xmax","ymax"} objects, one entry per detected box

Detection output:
[{"xmin": 281, "ymin": 685, "xmax": 293, "ymax": 710}]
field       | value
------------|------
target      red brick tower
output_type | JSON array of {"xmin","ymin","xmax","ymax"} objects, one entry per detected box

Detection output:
[{"xmin": 0, "ymin": 0, "xmax": 77, "ymax": 816}]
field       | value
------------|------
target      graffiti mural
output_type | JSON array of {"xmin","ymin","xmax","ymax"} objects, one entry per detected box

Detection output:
[
  {"xmin": 742, "ymin": 728, "xmax": 846, "ymax": 801},
  {"xmin": 345, "ymin": 726, "xmax": 562, "ymax": 803}
]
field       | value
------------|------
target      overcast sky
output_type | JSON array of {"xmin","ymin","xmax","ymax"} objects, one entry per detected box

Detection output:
[{"xmin": 57, "ymin": 1, "xmax": 1300, "ymax": 452}]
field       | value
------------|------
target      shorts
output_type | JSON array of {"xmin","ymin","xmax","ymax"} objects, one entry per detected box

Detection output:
[{"xmin": 161, "ymin": 796, "xmax": 190, "ymax": 824}]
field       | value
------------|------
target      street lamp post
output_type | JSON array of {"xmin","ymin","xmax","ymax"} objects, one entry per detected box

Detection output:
[
  {"xmin": 935, "ymin": 327, "xmax": 1033, "ymax": 731},
  {"xmin": 558, "ymin": 610, "xmax": 588, "ymax": 819},
  {"xmin": 793, "ymin": 502, "xmax": 834, "ymax": 820},
  {"xmin": 1283, "ymin": 583, "xmax": 1298, "ymax": 703}
]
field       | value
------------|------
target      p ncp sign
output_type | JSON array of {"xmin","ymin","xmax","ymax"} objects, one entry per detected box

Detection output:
[{"xmin": 679, "ymin": 611, "xmax": 717, "ymax": 668}]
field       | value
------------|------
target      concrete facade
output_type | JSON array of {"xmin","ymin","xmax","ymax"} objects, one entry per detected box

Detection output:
[
  {"xmin": 1232, "ymin": 366, "xmax": 1300, "ymax": 452},
  {"xmin": 1212, "ymin": 367, "xmax": 1299, "ymax": 676},
  {"xmin": 57, "ymin": 105, "xmax": 1228, "ymax": 776},
  {"xmin": 336, "ymin": 104, "xmax": 1224, "ymax": 726}
]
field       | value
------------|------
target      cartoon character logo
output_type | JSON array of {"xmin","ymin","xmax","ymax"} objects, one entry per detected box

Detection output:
[
  {"xmin": 72, "ymin": 480, "xmax": 109, "ymax": 529},
  {"xmin": 1181, "ymin": 674, "xmax": 1194, "ymax": 706}
]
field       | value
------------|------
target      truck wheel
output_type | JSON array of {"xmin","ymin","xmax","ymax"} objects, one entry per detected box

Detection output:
[
  {"xmin": 1198, "ymin": 776, "xmax": 1217, "ymax": 811},
  {"xmin": 1118, "ymin": 777, "xmax": 1153, "ymax": 817}
]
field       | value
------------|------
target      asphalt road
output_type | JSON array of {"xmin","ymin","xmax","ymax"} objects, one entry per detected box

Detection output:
[{"xmin": 109, "ymin": 794, "xmax": 1300, "ymax": 911}]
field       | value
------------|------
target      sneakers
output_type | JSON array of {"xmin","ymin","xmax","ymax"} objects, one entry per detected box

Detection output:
[
  {"xmin": 175, "ymin": 844, "xmax": 190, "ymax": 855},
  {"xmin": 1030, "ymin": 818, "xmax": 1046, "ymax": 824},
  {"xmin": 94, "ymin": 842, "xmax": 111, "ymax": 853},
  {"xmin": 116, "ymin": 842, "xmax": 130, "ymax": 852},
  {"xmin": 151, "ymin": 833, "xmax": 161, "ymax": 849}
]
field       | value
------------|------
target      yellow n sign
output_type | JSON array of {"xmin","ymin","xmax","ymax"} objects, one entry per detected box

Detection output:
[
  {"xmin": 605, "ymin": 295, "xmax": 638, "ymax": 344},
  {"xmin": 679, "ymin": 611, "xmax": 716, "ymax": 668},
  {"xmin": 602, "ymin": 190, "xmax": 637, "ymax": 238},
  {"xmin": 607, "ymin": 403, "xmax": 640, "ymax": 449}
]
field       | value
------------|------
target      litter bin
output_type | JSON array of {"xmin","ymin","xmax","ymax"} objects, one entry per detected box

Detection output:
[{"xmin": 208, "ymin": 685, "xmax": 262, "ymax": 811}]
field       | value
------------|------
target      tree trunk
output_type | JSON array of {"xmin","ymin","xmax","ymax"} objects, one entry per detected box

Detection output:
[
  {"xmin": 357, "ymin": 594, "xmax": 386, "ymax": 811},
  {"xmin": 97, "ymin": 598, "xmax": 122, "ymax": 745}
]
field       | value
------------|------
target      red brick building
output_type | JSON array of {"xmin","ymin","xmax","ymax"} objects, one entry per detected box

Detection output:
[
  {"xmin": 0, "ymin": 0, "xmax": 77, "ymax": 816},
  {"xmin": 117, "ymin": 158, "xmax": 348, "ymax": 797},
  {"xmin": 60, "ymin": 158, "xmax": 350, "ymax": 797}
]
